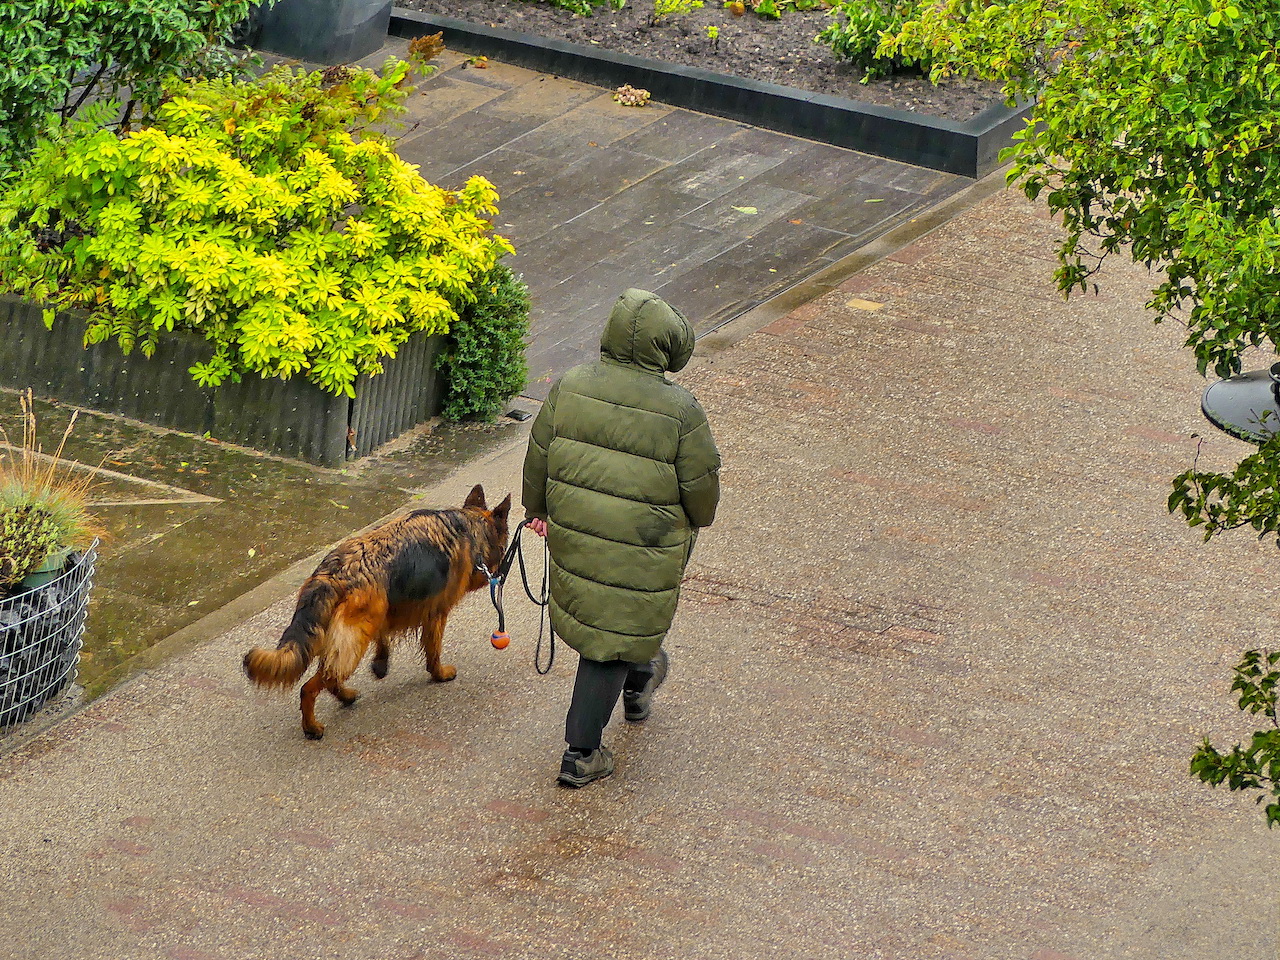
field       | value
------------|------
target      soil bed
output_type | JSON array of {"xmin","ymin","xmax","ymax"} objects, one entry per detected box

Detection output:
[{"xmin": 399, "ymin": 0, "xmax": 1005, "ymax": 122}]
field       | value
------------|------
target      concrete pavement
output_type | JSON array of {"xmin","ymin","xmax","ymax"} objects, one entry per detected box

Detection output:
[
  {"xmin": 390, "ymin": 42, "xmax": 969, "ymax": 397},
  {"xmin": 0, "ymin": 37, "xmax": 971, "ymax": 695},
  {"xmin": 0, "ymin": 183, "xmax": 1276, "ymax": 959}
]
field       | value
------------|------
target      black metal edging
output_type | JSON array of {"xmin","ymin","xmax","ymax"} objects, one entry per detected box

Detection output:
[
  {"xmin": 0, "ymin": 296, "xmax": 444, "ymax": 468},
  {"xmin": 388, "ymin": 7, "xmax": 1033, "ymax": 178}
]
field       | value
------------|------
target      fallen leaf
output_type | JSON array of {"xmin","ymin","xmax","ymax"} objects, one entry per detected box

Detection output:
[
  {"xmin": 248, "ymin": 548, "xmax": 256, "ymax": 558},
  {"xmin": 789, "ymin": 218, "xmax": 803, "ymax": 224},
  {"xmin": 732, "ymin": 206, "xmax": 759, "ymax": 215},
  {"xmin": 865, "ymin": 198, "xmax": 885, "ymax": 203}
]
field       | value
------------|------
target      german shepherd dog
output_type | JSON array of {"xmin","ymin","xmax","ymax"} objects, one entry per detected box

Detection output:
[{"xmin": 243, "ymin": 485, "xmax": 511, "ymax": 739}]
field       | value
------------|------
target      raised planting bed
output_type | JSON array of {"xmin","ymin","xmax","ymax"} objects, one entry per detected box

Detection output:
[
  {"xmin": 0, "ymin": 542, "xmax": 96, "ymax": 731},
  {"xmin": 0, "ymin": 296, "xmax": 445, "ymax": 467},
  {"xmin": 388, "ymin": 6, "xmax": 1031, "ymax": 178}
]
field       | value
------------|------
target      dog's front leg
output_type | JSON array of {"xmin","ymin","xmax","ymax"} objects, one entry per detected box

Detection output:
[{"xmin": 419, "ymin": 615, "xmax": 456, "ymax": 682}]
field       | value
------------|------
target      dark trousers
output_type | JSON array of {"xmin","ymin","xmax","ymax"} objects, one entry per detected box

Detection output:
[{"xmin": 564, "ymin": 655, "xmax": 656, "ymax": 750}]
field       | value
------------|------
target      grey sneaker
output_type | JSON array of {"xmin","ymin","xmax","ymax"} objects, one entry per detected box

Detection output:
[
  {"xmin": 624, "ymin": 648, "xmax": 669, "ymax": 722},
  {"xmin": 557, "ymin": 747, "xmax": 615, "ymax": 788}
]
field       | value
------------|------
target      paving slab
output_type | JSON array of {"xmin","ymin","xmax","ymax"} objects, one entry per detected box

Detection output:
[
  {"xmin": 1, "ymin": 186, "xmax": 1276, "ymax": 960},
  {"xmin": 382, "ymin": 43, "xmax": 973, "ymax": 397}
]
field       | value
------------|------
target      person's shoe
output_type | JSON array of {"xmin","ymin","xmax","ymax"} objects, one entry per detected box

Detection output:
[
  {"xmin": 624, "ymin": 648, "xmax": 669, "ymax": 722},
  {"xmin": 557, "ymin": 747, "xmax": 615, "ymax": 788}
]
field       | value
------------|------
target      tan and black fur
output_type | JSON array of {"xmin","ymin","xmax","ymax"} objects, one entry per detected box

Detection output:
[{"xmin": 243, "ymin": 484, "xmax": 511, "ymax": 739}]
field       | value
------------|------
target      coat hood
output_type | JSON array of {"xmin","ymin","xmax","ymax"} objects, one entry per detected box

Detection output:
[{"xmin": 600, "ymin": 289, "xmax": 695, "ymax": 374}]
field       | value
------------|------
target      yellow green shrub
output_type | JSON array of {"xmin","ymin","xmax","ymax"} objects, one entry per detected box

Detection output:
[{"xmin": 0, "ymin": 58, "xmax": 513, "ymax": 398}]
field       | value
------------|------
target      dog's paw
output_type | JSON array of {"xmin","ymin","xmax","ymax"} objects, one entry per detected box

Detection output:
[
  {"xmin": 432, "ymin": 664, "xmax": 457, "ymax": 682},
  {"xmin": 371, "ymin": 658, "xmax": 389, "ymax": 680},
  {"xmin": 304, "ymin": 726, "xmax": 325, "ymax": 741}
]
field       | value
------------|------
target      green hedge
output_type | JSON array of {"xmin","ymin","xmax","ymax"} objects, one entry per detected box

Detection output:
[{"xmin": 439, "ymin": 262, "xmax": 531, "ymax": 422}]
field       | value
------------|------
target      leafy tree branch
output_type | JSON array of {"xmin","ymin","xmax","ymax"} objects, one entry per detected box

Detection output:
[
  {"xmin": 1190, "ymin": 649, "xmax": 1280, "ymax": 827},
  {"xmin": 881, "ymin": 0, "xmax": 1280, "ymax": 823},
  {"xmin": 0, "ymin": 0, "xmax": 272, "ymax": 173}
]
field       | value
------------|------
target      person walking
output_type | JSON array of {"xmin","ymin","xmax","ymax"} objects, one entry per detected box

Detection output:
[{"xmin": 523, "ymin": 288, "xmax": 721, "ymax": 787}]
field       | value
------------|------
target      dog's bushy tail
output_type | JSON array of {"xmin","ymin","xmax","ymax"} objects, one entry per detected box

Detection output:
[{"xmin": 243, "ymin": 578, "xmax": 340, "ymax": 689}]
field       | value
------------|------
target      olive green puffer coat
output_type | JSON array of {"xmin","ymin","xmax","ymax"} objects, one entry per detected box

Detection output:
[{"xmin": 522, "ymin": 289, "xmax": 721, "ymax": 663}]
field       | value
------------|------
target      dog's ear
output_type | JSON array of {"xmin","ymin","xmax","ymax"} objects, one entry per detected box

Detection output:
[
  {"xmin": 493, "ymin": 494, "xmax": 511, "ymax": 521},
  {"xmin": 464, "ymin": 484, "xmax": 486, "ymax": 509}
]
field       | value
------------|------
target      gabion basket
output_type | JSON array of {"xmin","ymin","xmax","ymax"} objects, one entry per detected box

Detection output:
[{"xmin": 0, "ymin": 541, "xmax": 97, "ymax": 730}]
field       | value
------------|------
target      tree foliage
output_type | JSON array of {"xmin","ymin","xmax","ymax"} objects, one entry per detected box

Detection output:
[
  {"xmin": 0, "ymin": 0, "xmax": 268, "ymax": 173},
  {"xmin": 1169, "ymin": 433, "xmax": 1280, "ymax": 542},
  {"xmin": 882, "ymin": 0, "xmax": 1280, "ymax": 823},
  {"xmin": 886, "ymin": 0, "xmax": 1280, "ymax": 382},
  {"xmin": 1190, "ymin": 649, "xmax": 1280, "ymax": 827},
  {"xmin": 0, "ymin": 59, "xmax": 515, "ymax": 398}
]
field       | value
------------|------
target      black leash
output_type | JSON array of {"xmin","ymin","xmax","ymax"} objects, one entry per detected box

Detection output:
[{"xmin": 481, "ymin": 519, "xmax": 557, "ymax": 675}]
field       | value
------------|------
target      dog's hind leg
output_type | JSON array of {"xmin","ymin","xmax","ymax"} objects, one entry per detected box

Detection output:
[
  {"xmin": 418, "ymin": 613, "xmax": 456, "ymax": 682},
  {"xmin": 327, "ymin": 677, "xmax": 361, "ymax": 707},
  {"xmin": 300, "ymin": 673, "xmax": 328, "ymax": 740},
  {"xmin": 370, "ymin": 636, "xmax": 391, "ymax": 679}
]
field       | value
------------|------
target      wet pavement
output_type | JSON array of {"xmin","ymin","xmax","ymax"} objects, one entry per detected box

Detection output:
[
  {"xmin": 0, "ymin": 183, "xmax": 1276, "ymax": 959},
  {"xmin": 2, "ymin": 36, "xmax": 970, "ymax": 700},
  {"xmin": 391, "ymin": 43, "xmax": 967, "ymax": 397},
  {"xmin": 0, "ymin": 398, "xmax": 524, "ymax": 697},
  {"xmin": 1, "ymin": 31, "xmax": 1277, "ymax": 960}
]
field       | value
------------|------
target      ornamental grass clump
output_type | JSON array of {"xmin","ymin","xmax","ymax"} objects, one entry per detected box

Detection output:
[
  {"xmin": 0, "ymin": 391, "xmax": 101, "ymax": 599},
  {"xmin": 0, "ymin": 54, "xmax": 514, "ymax": 399}
]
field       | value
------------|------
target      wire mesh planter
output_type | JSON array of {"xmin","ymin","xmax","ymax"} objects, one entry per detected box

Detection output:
[{"xmin": 0, "ymin": 541, "xmax": 97, "ymax": 730}]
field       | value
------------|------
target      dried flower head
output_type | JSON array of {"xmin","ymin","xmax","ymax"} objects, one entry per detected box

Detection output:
[
  {"xmin": 613, "ymin": 84, "xmax": 651, "ymax": 107},
  {"xmin": 320, "ymin": 64, "xmax": 354, "ymax": 87},
  {"xmin": 408, "ymin": 32, "xmax": 446, "ymax": 62}
]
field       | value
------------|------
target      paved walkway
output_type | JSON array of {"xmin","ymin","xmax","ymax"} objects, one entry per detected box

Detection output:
[
  {"xmin": 0, "ymin": 36, "xmax": 972, "ymax": 695},
  {"xmin": 1, "ymin": 185, "xmax": 1276, "ymax": 959},
  {"xmin": 391, "ymin": 45, "xmax": 966, "ymax": 397}
]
